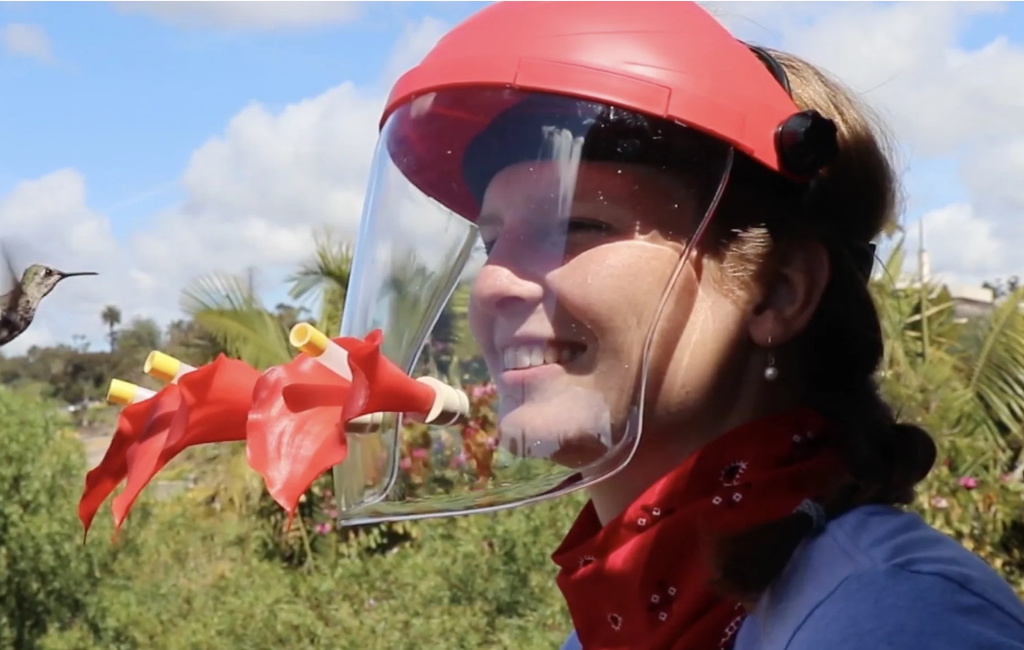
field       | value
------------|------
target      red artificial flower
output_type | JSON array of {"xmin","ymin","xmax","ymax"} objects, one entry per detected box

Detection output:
[
  {"xmin": 110, "ymin": 384, "xmax": 182, "ymax": 531},
  {"xmin": 83, "ymin": 330, "xmax": 440, "ymax": 536},
  {"xmin": 79, "ymin": 397, "xmax": 164, "ymax": 540},
  {"xmin": 246, "ymin": 330, "xmax": 437, "ymax": 522},
  {"xmin": 80, "ymin": 355, "xmax": 260, "ymax": 535}
]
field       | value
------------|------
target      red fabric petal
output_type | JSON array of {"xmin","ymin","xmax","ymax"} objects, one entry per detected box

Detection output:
[
  {"xmin": 246, "ymin": 353, "xmax": 350, "ymax": 522},
  {"xmin": 81, "ymin": 355, "xmax": 262, "ymax": 535},
  {"xmin": 110, "ymin": 386, "xmax": 182, "ymax": 531},
  {"xmin": 166, "ymin": 355, "xmax": 260, "ymax": 451},
  {"xmin": 341, "ymin": 329, "xmax": 436, "ymax": 417},
  {"xmin": 111, "ymin": 355, "xmax": 260, "ymax": 529},
  {"xmin": 245, "ymin": 332, "xmax": 439, "ymax": 521},
  {"xmin": 78, "ymin": 399, "xmax": 154, "ymax": 539}
]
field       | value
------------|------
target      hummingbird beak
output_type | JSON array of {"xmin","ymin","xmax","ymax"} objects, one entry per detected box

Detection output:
[{"xmin": 58, "ymin": 271, "xmax": 99, "ymax": 279}]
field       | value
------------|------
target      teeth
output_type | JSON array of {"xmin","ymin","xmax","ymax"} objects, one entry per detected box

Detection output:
[
  {"xmin": 530, "ymin": 347, "xmax": 544, "ymax": 366},
  {"xmin": 502, "ymin": 343, "xmax": 583, "ymax": 371}
]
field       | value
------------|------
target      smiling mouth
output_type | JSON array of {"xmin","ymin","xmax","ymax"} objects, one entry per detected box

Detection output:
[{"xmin": 501, "ymin": 342, "xmax": 587, "ymax": 371}]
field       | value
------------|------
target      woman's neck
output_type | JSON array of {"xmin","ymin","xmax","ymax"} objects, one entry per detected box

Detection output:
[{"xmin": 585, "ymin": 387, "xmax": 806, "ymax": 525}]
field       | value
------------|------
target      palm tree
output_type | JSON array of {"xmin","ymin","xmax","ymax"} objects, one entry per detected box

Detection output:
[
  {"xmin": 180, "ymin": 268, "xmax": 293, "ymax": 371},
  {"xmin": 286, "ymin": 225, "xmax": 354, "ymax": 339},
  {"xmin": 181, "ymin": 227, "xmax": 357, "ymax": 372},
  {"xmin": 100, "ymin": 304, "xmax": 122, "ymax": 352},
  {"xmin": 872, "ymin": 238, "xmax": 1024, "ymax": 472}
]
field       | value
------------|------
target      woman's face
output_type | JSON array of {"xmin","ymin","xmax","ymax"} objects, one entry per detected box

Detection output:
[{"xmin": 468, "ymin": 160, "xmax": 754, "ymax": 467}]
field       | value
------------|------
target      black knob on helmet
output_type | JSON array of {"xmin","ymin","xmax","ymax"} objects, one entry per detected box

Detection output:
[{"xmin": 775, "ymin": 109, "xmax": 839, "ymax": 178}]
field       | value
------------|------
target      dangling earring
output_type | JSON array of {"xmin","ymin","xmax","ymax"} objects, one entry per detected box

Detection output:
[{"xmin": 764, "ymin": 335, "xmax": 779, "ymax": 382}]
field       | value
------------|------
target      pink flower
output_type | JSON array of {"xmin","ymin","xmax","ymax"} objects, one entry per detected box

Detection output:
[
  {"xmin": 399, "ymin": 457, "xmax": 412, "ymax": 470},
  {"xmin": 411, "ymin": 448, "xmax": 429, "ymax": 460},
  {"xmin": 958, "ymin": 476, "xmax": 978, "ymax": 490},
  {"xmin": 450, "ymin": 452, "xmax": 467, "ymax": 468},
  {"xmin": 470, "ymin": 383, "xmax": 497, "ymax": 401},
  {"xmin": 314, "ymin": 522, "xmax": 333, "ymax": 535}
]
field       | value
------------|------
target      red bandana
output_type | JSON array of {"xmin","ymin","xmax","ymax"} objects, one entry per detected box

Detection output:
[{"xmin": 552, "ymin": 408, "xmax": 848, "ymax": 650}]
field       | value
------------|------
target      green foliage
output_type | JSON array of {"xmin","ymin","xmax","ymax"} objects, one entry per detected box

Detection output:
[
  {"xmin": 36, "ymin": 478, "xmax": 580, "ymax": 650},
  {"xmin": 0, "ymin": 386, "xmax": 576, "ymax": 650},
  {"xmin": 181, "ymin": 270, "xmax": 294, "ymax": 371},
  {"xmin": 286, "ymin": 226, "xmax": 353, "ymax": 339},
  {"xmin": 0, "ymin": 389, "xmax": 110, "ymax": 650}
]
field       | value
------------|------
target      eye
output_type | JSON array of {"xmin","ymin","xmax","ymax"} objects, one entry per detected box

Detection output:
[
  {"xmin": 557, "ymin": 218, "xmax": 615, "ymax": 251},
  {"xmin": 565, "ymin": 217, "xmax": 612, "ymax": 236},
  {"xmin": 481, "ymin": 218, "xmax": 614, "ymax": 257}
]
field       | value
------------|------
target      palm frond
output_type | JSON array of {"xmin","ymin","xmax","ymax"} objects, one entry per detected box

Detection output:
[
  {"xmin": 181, "ymin": 271, "xmax": 292, "ymax": 370},
  {"xmin": 960, "ymin": 284, "xmax": 1024, "ymax": 455},
  {"xmin": 286, "ymin": 226, "xmax": 354, "ymax": 337}
]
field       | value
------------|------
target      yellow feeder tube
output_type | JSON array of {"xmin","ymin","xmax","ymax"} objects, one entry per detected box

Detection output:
[
  {"xmin": 107, "ymin": 379, "xmax": 156, "ymax": 407},
  {"xmin": 143, "ymin": 351, "xmax": 196, "ymax": 383}
]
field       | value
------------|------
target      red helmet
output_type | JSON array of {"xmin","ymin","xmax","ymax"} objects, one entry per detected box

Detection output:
[{"xmin": 382, "ymin": 1, "xmax": 837, "ymax": 220}]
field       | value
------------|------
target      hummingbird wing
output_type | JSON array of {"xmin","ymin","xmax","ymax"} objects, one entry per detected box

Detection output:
[{"xmin": 0, "ymin": 239, "xmax": 22, "ymax": 308}]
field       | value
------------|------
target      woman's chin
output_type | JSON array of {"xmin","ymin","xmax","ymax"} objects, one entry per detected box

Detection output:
[{"xmin": 495, "ymin": 388, "xmax": 614, "ymax": 467}]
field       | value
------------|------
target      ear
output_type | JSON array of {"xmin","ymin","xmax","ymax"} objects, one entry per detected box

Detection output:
[{"xmin": 747, "ymin": 240, "xmax": 831, "ymax": 347}]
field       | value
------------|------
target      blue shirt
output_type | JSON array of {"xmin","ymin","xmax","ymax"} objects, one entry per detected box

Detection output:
[{"xmin": 561, "ymin": 505, "xmax": 1024, "ymax": 649}]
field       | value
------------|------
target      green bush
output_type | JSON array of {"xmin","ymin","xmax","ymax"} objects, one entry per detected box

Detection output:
[
  {"xmin": 37, "ymin": 484, "xmax": 579, "ymax": 650},
  {"xmin": 0, "ymin": 388, "xmax": 110, "ymax": 650}
]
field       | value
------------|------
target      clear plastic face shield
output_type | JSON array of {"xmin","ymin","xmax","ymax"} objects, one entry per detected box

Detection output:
[{"xmin": 334, "ymin": 88, "xmax": 734, "ymax": 524}]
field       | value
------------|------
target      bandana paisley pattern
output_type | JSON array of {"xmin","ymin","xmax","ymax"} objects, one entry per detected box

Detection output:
[{"xmin": 552, "ymin": 408, "xmax": 848, "ymax": 650}]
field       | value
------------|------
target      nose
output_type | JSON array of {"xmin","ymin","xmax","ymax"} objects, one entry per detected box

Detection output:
[{"xmin": 471, "ymin": 258, "xmax": 546, "ymax": 318}]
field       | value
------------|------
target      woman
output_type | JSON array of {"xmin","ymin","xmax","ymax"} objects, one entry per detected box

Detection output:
[
  {"xmin": 92, "ymin": 2, "xmax": 1024, "ymax": 648},
  {"xmin": 324, "ymin": 2, "xmax": 1024, "ymax": 648}
]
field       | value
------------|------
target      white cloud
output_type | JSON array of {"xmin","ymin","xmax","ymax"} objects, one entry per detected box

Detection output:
[
  {"xmin": 704, "ymin": 1, "xmax": 1024, "ymax": 285},
  {"xmin": 132, "ymin": 81, "xmax": 383, "ymax": 283},
  {"xmin": 902, "ymin": 203, "xmax": 1008, "ymax": 287},
  {"xmin": 1, "ymin": 23, "xmax": 55, "ymax": 64},
  {"xmin": 118, "ymin": 1, "xmax": 363, "ymax": 32}
]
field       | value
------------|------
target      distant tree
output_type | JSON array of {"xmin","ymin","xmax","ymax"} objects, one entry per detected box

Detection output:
[
  {"xmin": 164, "ymin": 318, "xmax": 225, "ymax": 366},
  {"xmin": 983, "ymin": 276, "xmax": 1021, "ymax": 300},
  {"xmin": 116, "ymin": 317, "xmax": 163, "ymax": 358},
  {"xmin": 272, "ymin": 303, "xmax": 309, "ymax": 333},
  {"xmin": 100, "ymin": 304, "xmax": 122, "ymax": 351}
]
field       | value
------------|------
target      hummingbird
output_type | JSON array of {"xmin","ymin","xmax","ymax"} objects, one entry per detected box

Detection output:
[{"xmin": 0, "ymin": 241, "xmax": 98, "ymax": 348}]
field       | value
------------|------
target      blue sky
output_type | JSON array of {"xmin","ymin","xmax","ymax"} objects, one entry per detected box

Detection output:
[
  {"xmin": 2, "ymin": 1, "xmax": 1024, "ymax": 354},
  {"xmin": 0, "ymin": 1, "xmax": 487, "ymax": 238}
]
